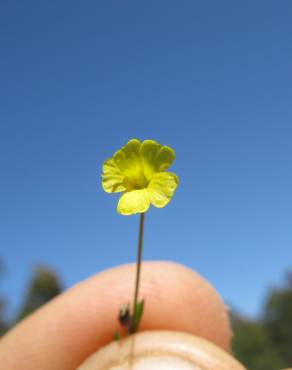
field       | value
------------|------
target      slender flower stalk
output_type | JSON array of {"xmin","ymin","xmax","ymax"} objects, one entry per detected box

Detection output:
[{"xmin": 130, "ymin": 212, "xmax": 145, "ymax": 334}]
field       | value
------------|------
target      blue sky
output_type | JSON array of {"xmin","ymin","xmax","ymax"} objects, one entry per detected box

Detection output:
[{"xmin": 1, "ymin": 1, "xmax": 292, "ymax": 319}]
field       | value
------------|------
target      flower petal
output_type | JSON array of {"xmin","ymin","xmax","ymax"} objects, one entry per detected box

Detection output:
[
  {"xmin": 113, "ymin": 139, "xmax": 141, "ymax": 172},
  {"xmin": 140, "ymin": 140, "xmax": 161, "ymax": 164},
  {"xmin": 140, "ymin": 140, "xmax": 175, "ymax": 172},
  {"xmin": 112, "ymin": 139, "xmax": 146, "ymax": 190},
  {"xmin": 148, "ymin": 172, "xmax": 179, "ymax": 208},
  {"xmin": 102, "ymin": 159, "xmax": 126, "ymax": 193},
  {"xmin": 156, "ymin": 146, "xmax": 175, "ymax": 171},
  {"xmin": 117, "ymin": 189, "xmax": 150, "ymax": 215}
]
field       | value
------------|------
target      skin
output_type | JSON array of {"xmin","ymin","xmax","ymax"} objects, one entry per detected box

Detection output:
[{"xmin": 0, "ymin": 262, "xmax": 232, "ymax": 370}]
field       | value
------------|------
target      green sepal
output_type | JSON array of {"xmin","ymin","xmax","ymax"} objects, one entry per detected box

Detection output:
[
  {"xmin": 129, "ymin": 299, "xmax": 144, "ymax": 334},
  {"xmin": 113, "ymin": 330, "xmax": 121, "ymax": 341}
]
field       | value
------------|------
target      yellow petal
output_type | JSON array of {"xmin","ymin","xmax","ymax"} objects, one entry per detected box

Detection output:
[
  {"xmin": 140, "ymin": 140, "xmax": 175, "ymax": 172},
  {"xmin": 148, "ymin": 172, "xmax": 179, "ymax": 208},
  {"xmin": 113, "ymin": 139, "xmax": 141, "ymax": 172},
  {"xmin": 112, "ymin": 139, "xmax": 146, "ymax": 190},
  {"xmin": 117, "ymin": 189, "xmax": 150, "ymax": 215},
  {"xmin": 156, "ymin": 146, "xmax": 175, "ymax": 171},
  {"xmin": 140, "ymin": 140, "xmax": 161, "ymax": 164},
  {"xmin": 102, "ymin": 159, "xmax": 126, "ymax": 193},
  {"xmin": 122, "ymin": 138, "xmax": 141, "ymax": 158}
]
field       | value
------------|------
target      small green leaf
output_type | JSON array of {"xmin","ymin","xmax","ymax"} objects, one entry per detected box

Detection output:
[
  {"xmin": 135, "ymin": 299, "xmax": 144, "ymax": 326},
  {"xmin": 129, "ymin": 299, "xmax": 144, "ymax": 334},
  {"xmin": 113, "ymin": 330, "xmax": 121, "ymax": 341}
]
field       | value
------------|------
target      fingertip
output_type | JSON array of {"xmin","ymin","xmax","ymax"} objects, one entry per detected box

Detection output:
[{"xmin": 136, "ymin": 261, "xmax": 232, "ymax": 351}]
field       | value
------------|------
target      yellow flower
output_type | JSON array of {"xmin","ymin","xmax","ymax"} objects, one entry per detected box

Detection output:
[{"xmin": 102, "ymin": 139, "xmax": 179, "ymax": 215}]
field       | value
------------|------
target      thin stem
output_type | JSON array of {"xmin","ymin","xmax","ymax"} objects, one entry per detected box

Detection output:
[{"xmin": 131, "ymin": 212, "xmax": 145, "ymax": 332}]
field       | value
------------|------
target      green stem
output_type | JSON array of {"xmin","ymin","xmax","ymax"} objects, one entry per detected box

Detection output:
[{"xmin": 131, "ymin": 212, "xmax": 145, "ymax": 333}]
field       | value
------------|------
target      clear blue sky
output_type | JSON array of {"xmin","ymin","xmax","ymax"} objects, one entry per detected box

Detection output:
[{"xmin": 1, "ymin": 1, "xmax": 291, "ymax": 319}]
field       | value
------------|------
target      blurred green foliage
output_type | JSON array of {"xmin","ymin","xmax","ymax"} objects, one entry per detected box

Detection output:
[
  {"xmin": 232, "ymin": 315, "xmax": 285, "ymax": 369},
  {"xmin": 232, "ymin": 272, "xmax": 292, "ymax": 369},
  {"xmin": 15, "ymin": 266, "xmax": 62, "ymax": 322},
  {"xmin": 263, "ymin": 273, "xmax": 292, "ymax": 366},
  {"xmin": 0, "ymin": 263, "xmax": 62, "ymax": 333},
  {"xmin": 0, "ymin": 258, "xmax": 8, "ymax": 335}
]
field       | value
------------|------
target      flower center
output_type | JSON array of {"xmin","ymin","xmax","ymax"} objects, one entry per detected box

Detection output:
[{"xmin": 123, "ymin": 170, "xmax": 150, "ymax": 191}]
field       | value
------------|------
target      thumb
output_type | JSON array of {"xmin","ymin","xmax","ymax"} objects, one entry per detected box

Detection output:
[{"xmin": 78, "ymin": 331, "xmax": 246, "ymax": 370}]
